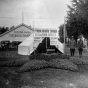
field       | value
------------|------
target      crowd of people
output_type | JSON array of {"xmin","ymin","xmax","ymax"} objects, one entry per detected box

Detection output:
[{"xmin": 67, "ymin": 35, "xmax": 87, "ymax": 58}]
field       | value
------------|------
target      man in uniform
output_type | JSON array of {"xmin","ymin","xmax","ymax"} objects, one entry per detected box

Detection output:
[
  {"xmin": 77, "ymin": 35, "xmax": 83, "ymax": 58},
  {"xmin": 69, "ymin": 36, "xmax": 76, "ymax": 56}
]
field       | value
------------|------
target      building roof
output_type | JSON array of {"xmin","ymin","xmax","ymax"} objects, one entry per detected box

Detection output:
[{"xmin": 0, "ymin": 23, "xmax": 33, "ymax": 37}]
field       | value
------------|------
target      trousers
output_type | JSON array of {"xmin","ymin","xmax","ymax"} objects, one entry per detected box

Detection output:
[{"xmin": 70, "ymin": 48, "xmax": 75, "ymax": 56}]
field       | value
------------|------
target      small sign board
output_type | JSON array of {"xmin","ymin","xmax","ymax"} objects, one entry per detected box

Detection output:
[
  {"xmin": 34, "ymin": 37, "xmax": 43, "ymax": 43},
  {"xmin": 33, "ymin": 37, "xmax": 44, "ymax": 49},
  {"xmin": 50, "ymin": 37, "xmax": 58, "ymax": 45}
]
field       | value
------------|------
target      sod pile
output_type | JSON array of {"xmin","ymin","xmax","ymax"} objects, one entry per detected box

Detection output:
[
  {"xmin": 0, "ymin": 52, "xmax": 78, "ymax": 72},
  {"xmin": 29, "ymin": 53, "xmax": 69, "ymax": 61},
  {"xmin": 19, "ymin": 60, "xmax": 48, "ymax": 72},
  {"xmin": 69, "ymin": 57, "xmax": 88, "ymax": 65},
  {"xmin": 49, "ymin": 58, "xmax": 78, "ymax": 71},
  {"xmin": 19, "ymin": 54, "xmax": 78, "ymax": 72}
]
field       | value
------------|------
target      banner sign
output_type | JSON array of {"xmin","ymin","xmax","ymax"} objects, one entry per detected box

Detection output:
[{"xmin": 34, "ymin": 28, "xmax": 58, "ymax": 37}]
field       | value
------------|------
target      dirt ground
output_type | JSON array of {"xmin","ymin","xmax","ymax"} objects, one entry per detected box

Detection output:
[{"xmin": 0, "ymin": 48, "xmax": 88, "ymax": 88}]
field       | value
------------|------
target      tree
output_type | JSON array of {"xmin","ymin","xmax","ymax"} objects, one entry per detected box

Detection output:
[
  {"xmin": 59, "ymin": 24, "xmax": 64, "ymax": 38},
  {"xmin": 10, "ymin": 25, "xmax": 15, "ymax": 30},
  {"xmin": 66, "ymin": 0, "xmax": 88, "ymax": 39},
  {"xmin": 0, "ymin": 26, "xmax": 9, "ymax": 34},
  {"xmin": 58, "ymin": 24, "xmax": 64, "ymax": 43}
]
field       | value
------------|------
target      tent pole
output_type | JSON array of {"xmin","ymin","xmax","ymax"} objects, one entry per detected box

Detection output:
[{"xmin": 46, "ymin": 37, "xmax": 47, "ymax": 53}]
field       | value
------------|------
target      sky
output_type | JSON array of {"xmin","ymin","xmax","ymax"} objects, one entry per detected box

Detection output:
[{"xmin": 0, "ymin": 0, "xmax": 71, "ymax": 28}]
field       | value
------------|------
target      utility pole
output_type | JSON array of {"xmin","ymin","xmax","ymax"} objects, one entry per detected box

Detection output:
[
  {"xmin": 64, "ymin": 16, "xmax": 66, "ymax": 53},
  {"xmin": 33, "ymin": 21, "xmax": 35, "ymax": 55}
]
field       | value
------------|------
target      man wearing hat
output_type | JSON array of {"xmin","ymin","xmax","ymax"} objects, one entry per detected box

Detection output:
[
  {"xmin": 77, "ymin": 35, "xmax": 83, "ymax": 58},
  {"xmin": 69, "ymin": 36, "xmax": 76, "ymax": 56}
]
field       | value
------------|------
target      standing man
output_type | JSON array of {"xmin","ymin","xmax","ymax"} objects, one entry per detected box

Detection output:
[
  {"xmin": 69, "ymin": 36, "xmax": 76, "ymax": 56},
  {"xmin": 77, "ymin": 36, "xmax": 83, "ymax": 58}
]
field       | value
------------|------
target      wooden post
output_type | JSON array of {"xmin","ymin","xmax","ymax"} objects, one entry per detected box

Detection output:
[
  {"xmin": 46, "ymin": 37, "xmax": 47, "ymax": 53},
  {"xmin": 33, "ymin": 21, "xmax": 35, "ymax": 55},
  {"xmin": 64, "ymin": 16, "xmax": 66, "ymax": 53}
]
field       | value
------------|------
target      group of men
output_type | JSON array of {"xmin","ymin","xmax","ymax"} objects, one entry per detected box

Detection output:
[{"xmin": 69, "ymin": 35, "xmax": 84, "ymax": 58}]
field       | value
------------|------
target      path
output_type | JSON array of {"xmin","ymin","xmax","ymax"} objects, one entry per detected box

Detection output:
[{"xmin": 65, "ymin": 46, "xmax": 88, "ymax": 57}]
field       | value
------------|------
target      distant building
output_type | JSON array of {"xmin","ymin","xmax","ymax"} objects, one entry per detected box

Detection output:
[{"xmin": 0, "ymin": 23, "xmax": 33, "ymax": 42}]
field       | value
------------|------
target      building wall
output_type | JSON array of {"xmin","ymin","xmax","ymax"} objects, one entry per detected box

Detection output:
[{"xmin": 0, "ymin": 26, "xmax": 33, "ymax": 42}]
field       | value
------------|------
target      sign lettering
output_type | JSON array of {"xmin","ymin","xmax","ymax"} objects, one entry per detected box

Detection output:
[
  {"xmin": 50, "ymin": 37, "xmax": 58, "ymax": 45},
  {"xmin": 9, "ymin": 31, "xmax": 31, "ymax": 37},
  {"xmin": 34, "ymin": 28, "xmax": 58, "ymax": 37}
]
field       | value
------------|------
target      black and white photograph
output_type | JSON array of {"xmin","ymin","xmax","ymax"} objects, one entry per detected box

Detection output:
[{"xmin": 0, "ymin": 0, "xmax": 88, "ymax": 88}]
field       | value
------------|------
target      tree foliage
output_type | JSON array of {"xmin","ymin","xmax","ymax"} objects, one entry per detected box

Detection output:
[
  {"xmin": 58, "ymin": 24, "xmax": 64, "ymax": 43},
  {"xmin": 0, "ymin": 26, "xmax": 9, "ymax": 34},
  {"xmin": 0, "ymin": 25, "xmax": 15, "ymax": 35},
  {"xmin": 59, "ymin": 24, "xmax": 64, "ymax": 38},
  {"xmin": 66, "ymin": 0, "xmax": 88, "ymax": 38}
]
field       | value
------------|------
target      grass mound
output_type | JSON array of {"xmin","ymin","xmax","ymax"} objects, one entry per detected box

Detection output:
[
  {"xmin": 29, "ymin": 53, "xmax": 69, "ymax": 61},
  {"xmin": 19, "ymin": 60, "xmax": 48, "ymax": 72},
  {"xmin": 69, "ymin": 57, "xmax": 88, "ymax": 65},
  {"xmin": 0, "ymin": 51, "xmax": 78, "ymax": 72},
  {"xmin": 49, "ymin": 59, "xmax": 78, "ymax": 71},
  {"xmin": 29, "ymin": 54, "xmax": 50, "ymax": 61},
  {"xmin": 19, "ymin": 58, "xmax": 78, "ymax": 72}
]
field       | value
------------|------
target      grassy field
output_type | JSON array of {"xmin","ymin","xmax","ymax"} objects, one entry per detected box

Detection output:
[{"xmin": 0, "ymin": 50, "xmax": 88, "ymax": 88}]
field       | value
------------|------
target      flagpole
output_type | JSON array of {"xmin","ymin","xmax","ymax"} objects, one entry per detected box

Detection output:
[{"xmin": 22, "ymin": 11, "xmax": 24, "ymax": 24}]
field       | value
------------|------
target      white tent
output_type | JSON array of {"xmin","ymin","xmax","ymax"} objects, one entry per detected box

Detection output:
[
  {"xmin": 57, "ymin": 40, "xmax": 64, "ymax": 53},
  {"xmin": 18, "ymin": 33, "xmax": 43, "ymax": 55},
  {"xmin": 18, "ymin": 33, "xmax": 34, "ymax": 55},
  {"xmin": 18, "ymin": 33, "xmax": 65, "ymax": 55}
]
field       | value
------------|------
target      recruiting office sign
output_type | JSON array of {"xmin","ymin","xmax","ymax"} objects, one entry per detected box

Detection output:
[
  {"xmin": 34, "ymin": 28, "xmax": 59, "ymax": 46},
  {"xmin": 34, "ymin": 28, "xmax": 58, "ymax": 37}
]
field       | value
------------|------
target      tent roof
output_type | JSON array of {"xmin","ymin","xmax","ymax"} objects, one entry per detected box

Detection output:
[{"xmin": 19, "ymin": 33, "xmax": 34, "ymax": 46}]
